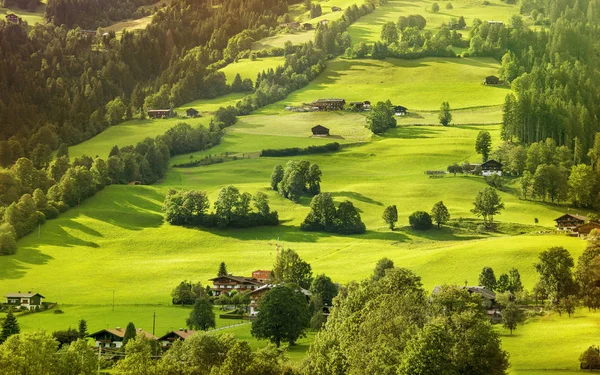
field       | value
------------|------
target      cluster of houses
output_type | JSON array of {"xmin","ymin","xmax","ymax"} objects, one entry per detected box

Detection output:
[
  {"xmin": 306, "ymin": 98, "xmax": 408, "ymax": 115},
  {"xmin": 554, "ymin": 213, "xmax": 600, "ymax": 237},
  {"xmin": 147, "ymin": 108, "xmax": 199, "ymax": 119}
]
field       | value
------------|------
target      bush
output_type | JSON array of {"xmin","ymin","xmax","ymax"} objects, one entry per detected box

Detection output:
[
  {"xmin": 409, "ymin": 211, "xmax": 432, "ymax": 230},
  {"xmin": 261, "ymin": 142, "xmax": 340, "ymax": 157},
  {"xmin": 484, "ymin": 174, "xmax": 505, "ymax": 189},
  {"xmin": 54, "ymin": 309, "xmax": 64, "ymax": 314},
  {"xmin": 446, "ymin": 2, "xmax": 453, "ymax": 9}
]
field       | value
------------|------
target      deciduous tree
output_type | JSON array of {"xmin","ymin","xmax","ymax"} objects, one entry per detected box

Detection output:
[
  {"xmin": 382, "ymin": 205, "xmax": 398, "ymax": 230},
  {"xmin": 431, "ymin": 201, "xmax": 450, "ymax": 228},
  {"xmin": 187, "ymin": 296, "xmax": 216, "ymax": 331},
  {"xmin": 471, "ymin": 187, "xmax": 504, "ymax": 226},
  {"xmin": 438, "ymin": 102, "xmax": 452, "ymax": 126}
]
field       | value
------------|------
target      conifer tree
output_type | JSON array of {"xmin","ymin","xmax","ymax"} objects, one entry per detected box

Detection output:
[{"xmin": 0, "ymin": 308, "xmax": 20, "ymax": 343}]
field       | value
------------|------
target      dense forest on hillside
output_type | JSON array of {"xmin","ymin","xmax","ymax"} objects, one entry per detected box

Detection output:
[{"xmin": 45, "ymin": 0, "xmax": 156, "ymax": 28}]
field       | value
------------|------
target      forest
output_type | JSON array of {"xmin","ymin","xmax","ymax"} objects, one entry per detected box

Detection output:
[{"xmin": 45, "ymin": 0, "xmax": 156, "ymax": 28}]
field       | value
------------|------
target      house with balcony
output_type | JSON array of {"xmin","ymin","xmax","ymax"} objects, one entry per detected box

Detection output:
[
  {"xmin": 5, "ymin": 292, "xmax": 45, "ymax": 310},
  {"xmin": 209, "ymin": 274, "xmax": 264, "ymax": 296},
  {"xmin": 88, "ymin": 327, "xmax": 157, "ymax": 349}
]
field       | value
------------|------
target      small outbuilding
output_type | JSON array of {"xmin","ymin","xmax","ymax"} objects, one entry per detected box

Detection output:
[
  {"xmin": 348, "ymin": 101, "xmax": 365, "ymax": 111},
  {"xmin": 332, "ymin": 6, "xmax": 342, "ymax": 11},
  {"xmin": 394, "ymin": 105, "xmax": 408, "ymax": 115},
  {"xmin": 481, "ymin": 159, "xmax": 503, "ymax": 176},
  {"xmin": 186, "ymin": 108, "xmax": 199, "ymax": 118},
  {"xmin": 484, "ymin": 75, "xmax": 500, "ymax": 85},
  {"xmin": 319, "ymin": 19, "xmax": 329, "ymax": 26},
  {"xmin": 303, "ymin": 22, "xmax": 313, "ymax": 30},
  {"xmin": 312, "ymin": 125, "xmax": 330, "ymax": 136},
  {"xmin": 554, "ymin": 214, "xmax": 587, "ymax": 232},
  {"xmin": 577, "ymin": 222, "xmax": 600, "ymax": 238},
  {"xmin": 5, "ymin": 14, "xmax": 19, "ymax": 23},
  {"xmin": 280, "ymin": 22, "xmax": 300, "ymax": 29}
]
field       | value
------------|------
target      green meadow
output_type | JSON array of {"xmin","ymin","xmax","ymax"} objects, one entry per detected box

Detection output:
[
  {"xmin": 1, "ymin": 1, "xmax": 46, "ymax": 25},
  {"xmin": 219, "ymin": 57, "xmax": 286, "ymax": 83},
  {"xmin": 275, "ymin": 57, "xmax": 509, "ymax": 110}
]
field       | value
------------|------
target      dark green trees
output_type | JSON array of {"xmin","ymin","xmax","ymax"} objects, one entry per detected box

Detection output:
[
  {"xmin": 276, "ymin": 160, "xmax": 323, "ymax": 202},
  {"xmin": 479, "ymin": 267, "xmax": 497, "ymax": 291},
  {"xmin": 382, "ymin": 205, "xmax": 398, "ymax": 230},
  {"xmin": 0, "ymin": 309, "xmax": 19, "ymax": 344},
  {"xmin": 409, "ymin": 211, "xmax": 432, "ymax": 230},
  {"xmin": 122, "ymin": 322, "xmax": 137, "ymax": 348},
  {"xmin": 301, "ymin": 193, "xmax": 366, "ymax": 234},
  {"xmin": 535, "ymin": 247, "xmax": 576, "ymax": 305},
  {"xmin": 476, "ymin": 130, "xmax": 493, "ymax": 162},
  {"xmin": 187, "ymin": 297, "xmax": 216, "ymax": 331},
  {"xmin": 251, "ymin": 284, "xmax": 310, "ymax": 347},
  {"xmin": 366, "ymin": 100, "xmax": 396, "ymax": 134},
  {"xmin": 272, "ymin": 248, "xmax": 313, "ymax": 289},
  {"xmin": 438, "ymin": 102, "xmax": 452, "ymax": 126},
  {"xmin": 471, "ymin": 187, "xmax": 505, "ymax": 227},
  {"xmin": 431, "ymin": 201, "xmax": 450, "ymax": 228}
]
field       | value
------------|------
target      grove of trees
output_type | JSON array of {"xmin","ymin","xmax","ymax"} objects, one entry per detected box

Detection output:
[{"xmin": 301, "ymin": 193, "xmax": 366, "ymax": 234}]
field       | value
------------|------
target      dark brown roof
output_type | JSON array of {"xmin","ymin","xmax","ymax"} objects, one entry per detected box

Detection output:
[
  {"xmin": 209, "ymin": 275, "xmax": 263, "ymax": 285},
  {"xmin": 312, "ymin": 125, "xmax": 329, "ymax": 132},
  {"xmin": 5, "ymin": 292, "xmax": 45, "ymax": 298},
  {"xmin": 314, "ymin": 98, "xmax": 345, "ymax": 103},
  {"xmin": 158, "ymin": 329, "xmax": 196, "ymax": 341},
  {"xmin": 88, "ymin": 328, "xmax": 157, "ymax": 340},
  {"xmin": 554, "ymin": 213, "xmax": 587, "ymax": 222},
  {"xmin": 481, "ymin": 159, "xmax": 503, "ymax": 169}
]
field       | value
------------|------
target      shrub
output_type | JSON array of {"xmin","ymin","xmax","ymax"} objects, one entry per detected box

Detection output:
[
  {"xmin": 409, "ymin": 211, "xmax": 433, "ymax": 230},
  {"xmin": 446, "ymin": 2, "xmax": 453, "ymax": 9},
  {"xmin": 54, "ymin": 309, "xmax": 64, "ymax": 314}
]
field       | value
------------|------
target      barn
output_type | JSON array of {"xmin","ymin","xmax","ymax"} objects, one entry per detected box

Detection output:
[{"xmin": 312, "ymin": 125, "xmax": 330, "ymax": 136}]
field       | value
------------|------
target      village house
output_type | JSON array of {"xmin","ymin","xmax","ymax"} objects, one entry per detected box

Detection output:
[
  {"xmin": 484, "ymin": 75, "xmax": 500, "ymax": 85},
  {"xmin": 348, "ymin": 101, "xmax": 365, "ymax": 111},
  {"xmin": 481, "ymin": 159, "xmax": 503, "ymax": 176},
  {"xmin": 5, "ymin": 14, "xmax": 19, "ymax": 24},
  {"xmin": 186, "ymin": 108, "xmax": 199, "ymax": 118},
  {"xmin": 312, "ymin": 98, "xmax": 346, "ymax": 110},
  {"xmin": 554, "ymin": 213, "xmax": 587, "ymax": 232},
  {"xmin": 576, "ymin": 222, "xmax": 600, "ymax": 238},
  {"xmin": 5, "ymin": 292, "xmax": 45, "ymax": 311},
  {"xmin": 303, "ymin": 22, "xmax": 313, "ymax": 30},
  {"xmin": 394, "ymin": 105, "xmax": 408, "ymax": 115},
  {"xmin": 248, "ymin": 284, "xmax": 311, "ymax": 315},
  {"xmin": 88, "ymin": 327, "xmax": 157, "ymax": 349},
  {"xmin": 312, "ymin": 125, "xmax": 330, "ymax": 136},
  {"xmin": 252, "ymin": 270, "xmax": 271, "ymax": 283},
  {"xmin": 209, "ymin": 274, "xmax": 264, "ymax": 296},
  {"xmin": 147, "ymin": 109, "xmax": 175, "ymax": 119},
  {"xmin": 280, "ymin": 22, "xmax": 300, "ymax": 29},
  {"xmin": 158, "ymin": 329, "xmax": 196, "ymax": 348}
]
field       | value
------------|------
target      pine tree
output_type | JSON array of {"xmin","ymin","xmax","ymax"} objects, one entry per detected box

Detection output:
[
  {"xmin": 218, "ymin": 262, "xmax": 228, "ymax": 277},
  {"xmin": 122, "ymin": 322, "xmax": 136, "ymax": 348},
  {"xmin": 78, "ymin": 319, "xmax": 88, "ymax": 339},
  {"xmin": 0, "ymin": 308, "xmax": 20, "ymax": 343}
]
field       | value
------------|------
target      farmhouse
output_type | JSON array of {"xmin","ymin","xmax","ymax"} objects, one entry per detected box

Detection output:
[
  {"xmin": 248, "ymin": 284, "xmax": 311, "ymax": 315},
  {"xmin": 577, "ymin": 222, "xmax": 600, "ymax": 237},
  {"xmin": 88, "ymin": 327, "xmax": 157, "ymax": 349},
  {"xmin": 4, "ymin": 292, "xmax": 45, "ymax": 310},
  {"xmin": 319, "ymin": 20, "xmax": 329, "ymax": 26},
  {"xmin": 554, "ymin": 213, "xmax": 587, "ymax": 231},
  {"xmin": 394, "ymin": 105, "xmax": 408, "ymax": 115},
  {"xmin": 280, "ymin": 22, "xmax": 300, "ymax": 29},
  {"xmin": 481, "ymin": 159, "xmax": 503, "ymax": 176},
  {"xmin": 209, "ymin": 274, "xmax": 264, "ymax": 296},
  {"xmin": 312, "ymin": 125, "xmax": 330, "ymax": 136},
  {"xmin": 332, "ymin": 6, "xmax": 342, "ymax": 11},
  {"xmin": 303, "ymin": 23, "xmax": 313, "ymax": 30},
  {"xmin": 158, "ymin": 329, "xmax": 196, "ymax": 348},
  {"xmin": 147, "ymin": 109, "xmax": 175, "ymax": 119},
  {"xmin": 252, "ymin": 270, "xmax": 271, "ymax": 283},
  {"xmin": 186, "ymin": 108, "xmax": 199, "ymax": 117},
  {"xmin": 312, "ymin": 98, "xmax": 346, "ymax": 110},
  {"xmin": 5, "ymin": 14, "xmax": 19, "ymax": 23},
  {"xmin": 348, "ymin": 101, "xmax": 365, "ymax": 111},
  {"xmin": 484, "ymin": 75, "xmax": 500, "ymax": 85}
]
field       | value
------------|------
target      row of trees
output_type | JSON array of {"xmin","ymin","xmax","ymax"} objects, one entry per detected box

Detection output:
[
  {"xmin": 0, "ymin": 121, "xmax": 221, "ymax": 255},
  {"xmin": 479, "ymin": 267, "xmax": 524, "ymax": 294},
  {"xmin": 45, "ymin": 0, "xmax": 155, "ymax": 28},
  {"xmin": 271, "ymin": 160, "xmax": 322, "ymax": 202},
  {"xmin": 162, "ymin": 186, "xmax": 278, "ymax": 229}
]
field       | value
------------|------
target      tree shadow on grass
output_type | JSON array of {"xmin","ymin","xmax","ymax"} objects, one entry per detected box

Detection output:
[
  {"xmin": 330, "ymin": 191, "xmax": 384, "ymax": 206},
  {"xmin": 384, "ymin": 126, "xmax": 442, "ymax": 139},
  {"xmin": 0, "ymin": 248, "xmax": 53, "ymax": 280},
  {"xmin": 396, "ymin": 225, "xmax": 486, "ymax": 242}
]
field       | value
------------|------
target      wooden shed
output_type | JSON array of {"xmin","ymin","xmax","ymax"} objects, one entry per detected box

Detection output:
[
  {"xmin": 312, "ymin": 125, "xmax": 330, "ymax": 136},
  {"xmin": 484, "ymin": 75, "xmax": 500, "ymax": 85}
]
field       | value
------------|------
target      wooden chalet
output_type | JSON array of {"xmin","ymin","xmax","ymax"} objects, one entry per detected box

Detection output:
[
  {"xmin": 88, "ymin": 327, "xmax": 157, "ymax": 349},
  {"xmin": 577, "ymin": 222, "xmax": 600, "ymax": 237},
  {"xmin": 280, "ymin": 22, "xmax": 300, "ymax": 29},
  {"xmin": 186, "ymin": 108, "xmax": 199, "ymax": 118},
  {"xmin": 312, "ymin": 98, "xmax": 345, "ymax": 110},
  {"xmin": 484, "ymin": 75, "xmax": 500, "ymax": 85},
  {"xmin": 394, "ymin": 105, "xmax": 407, "ymax": 115},
  {"xmin": 158, "ymin": 329, "xmax": 196, "ymax": 348},
  {"xmin": 252, "ymin": 270, "xmax": 271, "ymax": 283},
  {"xmin": 209, "ymin": 274, "xmax": 264, "ymax": 296},
  {"xmin": 319, "ymin": 19, "xmax": 329, "ymax": 26},
  {"xmin": 4, "ymin": 292, "xmax": 44, "ymax": 310},
  {"xmin": 311, "ymin": 125, "xmax": 330, "ymax": 136},
  {"xmin": 248, "ymin": 284, "xmax": 311, "ymax": 315},
  {"xmin": 481, "ymin": 159, "xmax": 503, "ymax": 176},
  {"xmin": 5, "ymin": 14, "xmax": 19, "ymax": 23},
  {"xmin": 147, "ymin": 109, "xmax": 175, "ymax": 119},
  {"xmin": 554, "ymin": 213, "xmax": 587, "ymax": 231},
  {"xmin": 332, "ymin": 6, "xmax": 342, "ymax": 11},
  {"xmin": 303, "ymin": 23, "xmax": 313, "ymax": 30}
]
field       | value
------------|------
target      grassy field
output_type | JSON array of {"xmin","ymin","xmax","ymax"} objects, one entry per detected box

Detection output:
[
  {"xmin": 219, "ymin": 57, "xmax": 286, "ymax": 83},
  {"xmin": 1, "ymin": 1, "xmax": 46, "ymax": 25},
  {"xmin": 347, "ymin": 0, "xmax": 521, "ymax": 44},
  {"xmin": 270, "ymin": 57, "xmax": 508, "ymax": 110}
]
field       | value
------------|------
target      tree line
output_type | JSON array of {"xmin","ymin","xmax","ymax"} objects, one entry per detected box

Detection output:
[
  {"xmin": 162, "ymin": 186, "xmax": 279, "ymax": 229},
  {"xmin": 0, "ymin": 121, "xmax": 221, "ymax": 255}
]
